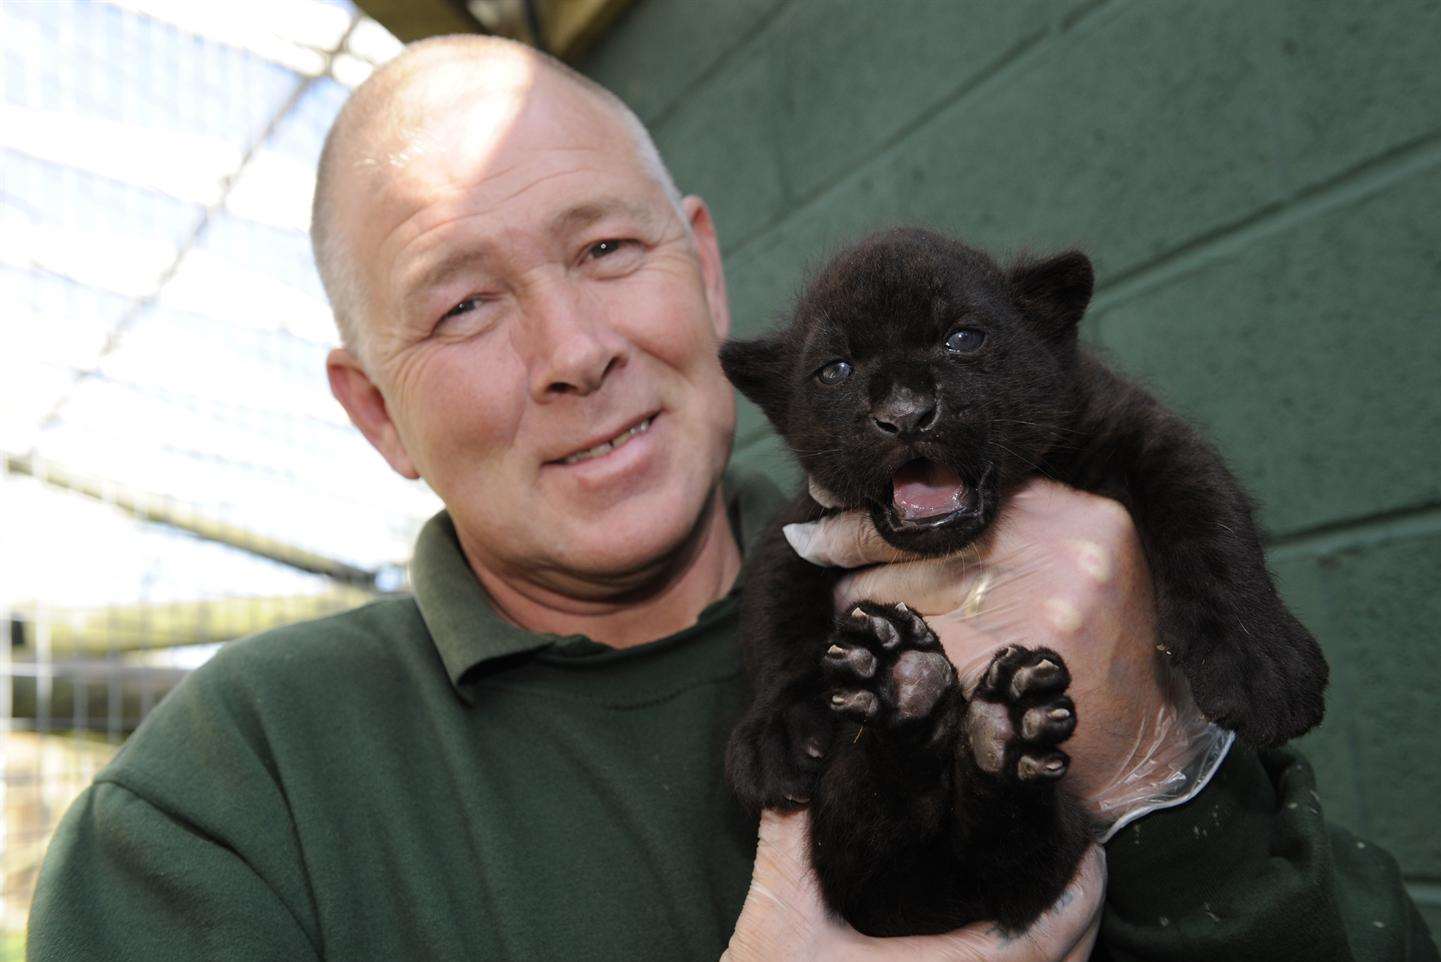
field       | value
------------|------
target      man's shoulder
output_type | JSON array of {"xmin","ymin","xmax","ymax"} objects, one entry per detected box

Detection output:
[
  {"xmin": 99, "ymin": 596, "xmax": 436, "ymax": 796},
  {"xmin": 204, "ymin": 594, "xmax": 428, "ymax": 682},
  {"xmin": 169, "ymin": 595, "xmax": 436, "ymax": 717}
]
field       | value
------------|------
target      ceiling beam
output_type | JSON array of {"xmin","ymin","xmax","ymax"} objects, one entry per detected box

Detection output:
[
  {"xmin": 353, "ymin": 0, "xmax": 480, "ymax": 44},
  {"xmin": 353, "ymin": 0, "xmax": 635, "ymax": 61},
  {"xmin": 4, "ymin": 452, "xmax": 387, "ymax": 590}
]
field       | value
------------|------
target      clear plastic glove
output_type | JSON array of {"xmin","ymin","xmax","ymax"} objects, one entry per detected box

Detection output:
[
  {"xmin": 723, "ymin": 809, "xmax": 1105, "ymax": 962},
  {"xmin": 783, "ymin": 477, "xmax": 1231, "ymax": 839}
]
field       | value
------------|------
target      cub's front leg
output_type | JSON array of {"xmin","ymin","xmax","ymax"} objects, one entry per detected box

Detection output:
[{"xmin": 1064, "ymin": 357, "xmax": 1328, "ymax": 746}]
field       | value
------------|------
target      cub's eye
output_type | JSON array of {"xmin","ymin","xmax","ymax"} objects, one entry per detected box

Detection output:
[
  {"xmin": 945, "ymin": 327, "xmax": 987, "ymax": 354},
  {"xmin": 816, "ymin": 360, "xmax": 853, "ymax": 385}
]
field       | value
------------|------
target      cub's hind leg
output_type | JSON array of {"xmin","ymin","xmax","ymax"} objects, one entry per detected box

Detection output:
[
  {"xmin": 809, "ymin": 601, "xmax": 969, "ymax": 935},
  {"xmin": 948, "ymin": 644, "xmax": 1092, "ymax": 932},
  {"xmin": 811, "ymin": 630, "xmax": 1091, "ymax": 936},
  {"xmin": 725, "ymin": 500, "xmax": 845, "ymax": 812}
]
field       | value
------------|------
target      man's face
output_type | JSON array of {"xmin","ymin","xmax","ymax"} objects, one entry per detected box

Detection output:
[{"xmin": 331, "ymin": 66, "xmax": 736, "ymax": 590}]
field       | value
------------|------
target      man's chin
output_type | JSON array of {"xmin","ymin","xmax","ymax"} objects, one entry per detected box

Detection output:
[
  {"xmin": 558, "ymin": 485, "xmax": 721, "ymax": 583},
  {"xmin": 452, "ymin": 452, "xmax": 728, "ymax": 601}
]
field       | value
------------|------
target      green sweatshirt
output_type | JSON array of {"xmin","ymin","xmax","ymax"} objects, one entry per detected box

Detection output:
[{"xmin": 27, "ymin": 472, "xmax": 1437, "ymax": 961}]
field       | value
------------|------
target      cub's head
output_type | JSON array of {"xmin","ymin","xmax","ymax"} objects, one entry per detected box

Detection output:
[{"xmin": 721, "ymin": 228, "xmax": 1093, "ymax": 554}]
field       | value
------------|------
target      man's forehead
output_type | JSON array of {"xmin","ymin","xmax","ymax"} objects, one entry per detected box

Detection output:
[
  {"xmin": 373, "ymin": 60, "xmax": 622, "ymax": 170},
  {"xmin": 370, "ymin": 123, "xmax": 651, "ymax": 256},
  {"xmin": 374, "ymin": 47, "xmax": 545, "ymax": 131},
  {"xmin": 327, "ymin": 49, "xmax": 679, "ymax": 320},
  {"xmin": 352, "ymin": 79, "xmax": 638, "ymax": 227}
]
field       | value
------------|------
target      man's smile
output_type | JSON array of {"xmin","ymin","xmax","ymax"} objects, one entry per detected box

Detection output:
[{"xmin": 548, "ymin": 410, "xmax": 659, "ymax": 465}]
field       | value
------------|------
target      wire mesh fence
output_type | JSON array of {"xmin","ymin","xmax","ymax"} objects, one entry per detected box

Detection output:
[{"xmin": 0, "ymin": 2, "xmax": 434, "ymax": 953}]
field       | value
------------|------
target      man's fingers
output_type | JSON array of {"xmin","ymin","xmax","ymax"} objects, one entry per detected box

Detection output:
[
  {"xmin": 743, "ymin": 811, "xmax": 825, "ymax": 927},
  {"xmin": 785, "ymin": 477, "xmax": 1136, "ymax": 574},
  {"xmin": 783, "ymin": 477, "xmax": 1066, "ymax": 571},
  {"xmin": 754, "ymin": 809, "xmax": 813, "ymax": 877},
  {"xmin": 835, "ymin": 555, "xmax": 969, "ymax": 607},
  {"xmin": 783, "ymin": 512, "xmax": 920, "ymax": 568},
  {"xmin": 722, "ymin": 810, "xmax": 831, "ymax": 961},
  {"xmin": 1025, "ymin": 845, "xmax": 1107, "ymax": 962},
  {"xmin": 861, "ymin": 845, "xmax": 1106, "ymax": 962},
  {"xmin": 731, "ymin": 819, "xmax": 1105, "ymax": 962}
]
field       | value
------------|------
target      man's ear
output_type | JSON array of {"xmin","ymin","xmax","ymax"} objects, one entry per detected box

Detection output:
[
  {"xmin": 719, "ymin": 333, "xmax": 791, "ymax": 432},
  {"xmin": 326, "ymin": 347, "xmax": 420, "ymax": 480},
  {"xmin": 1009, "ymin": 250, "xmax": 1094, "ymax": 340},
  {"xmin": 682, "ymin": 195, "xmax": 731, "ymax": 340}
]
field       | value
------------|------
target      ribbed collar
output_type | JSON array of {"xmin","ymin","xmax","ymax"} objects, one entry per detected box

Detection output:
[{"xmin": 409, "ymin": 470, "xmax": 784, "ymax": 705}]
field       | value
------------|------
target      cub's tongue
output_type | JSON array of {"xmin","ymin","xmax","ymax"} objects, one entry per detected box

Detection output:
[{"xmin": 892, "ymin": 459, "xmax": 967, "ymax": 520}]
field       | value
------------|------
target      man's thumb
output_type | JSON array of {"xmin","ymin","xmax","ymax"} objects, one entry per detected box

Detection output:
[
  {"xmin": 784, "ymin": 511, "xmax": 919, "ymax": 568},
  {"xmin": 752, "ymin": 809, "xmax": 813, "ymax": 884}
]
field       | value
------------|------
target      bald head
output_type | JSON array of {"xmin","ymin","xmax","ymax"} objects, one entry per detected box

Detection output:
[{"xmin": 310, "ymin": 35, "xmax": 682, "ymax": 364}]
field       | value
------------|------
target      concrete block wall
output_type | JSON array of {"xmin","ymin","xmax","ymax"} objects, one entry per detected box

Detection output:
[{"xmin": 582, "ymin": 0, "xmax": 1441, "ymax": 927}]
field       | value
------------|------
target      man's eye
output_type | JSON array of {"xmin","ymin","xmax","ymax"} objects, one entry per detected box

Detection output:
[
  {"xmin": 442, "ymin": 298, "xmax": 478, "ymax": 321},
  {"xmin": 584, "ymin": 239, "xmax": 643, "ymax": 277},
  {"xmin": 588, "ymin": 239, "xmax": 627, "ymax": 258},
  {"xmin": 944, "ymin": 327, "xmax": 987, "ymax": 354},
  {"xmin": 815, "ymin": 360, "xmax": 853, "ymax": 385}
]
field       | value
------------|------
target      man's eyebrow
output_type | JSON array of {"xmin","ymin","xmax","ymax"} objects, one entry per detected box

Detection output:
[
  {"xmin": 402, "ymin": 199, "xmax": 664, "ymax": 301},
  {"xmin": 404, "ymin": 246, "xmax": 494, "ymax": 302},
  {"xmin": 549, "ymin": 197, "xmax": 662, "ymax": 237}
]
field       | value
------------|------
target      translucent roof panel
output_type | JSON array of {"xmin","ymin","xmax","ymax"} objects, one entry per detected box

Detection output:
[
  {"xmin": 0, "ymin": 152, "xmax": 203, "ymax": 299},
  {"xmin": 0, "ymin": 474, "xmax": 344, "ymax": 610},
  {"xmin": 1, "ymin": 0, "xmax": 435, "ymax": 613},
  {"xmin": 182, "ymin": 212, "xmax": 333, "ymax": 326},
  {"xmin": 224, "ymin": 78, "xmax": 351, "ymax": 234},
  {"xmin": 3, "ymin": 3, "xmax": 304, "ymax": 207},
  {"xmin": 269, "ymin": 77, "xmax": 354, "ymax": 163}
]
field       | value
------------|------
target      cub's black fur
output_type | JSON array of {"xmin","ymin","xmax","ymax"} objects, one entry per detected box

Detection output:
[{"xmin": 721, "ymin": 228, "xmax": 1328, "ymax": 936}]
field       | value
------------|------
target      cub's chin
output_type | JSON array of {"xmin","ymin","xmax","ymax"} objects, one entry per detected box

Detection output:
[{"xmin": 867, "ymin": 460, "xmax": 999, "ymax": 555}]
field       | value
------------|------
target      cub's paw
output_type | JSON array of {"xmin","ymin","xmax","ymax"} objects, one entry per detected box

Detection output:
[
  {"xmin": 1183, "ymin": 605, "xmax": 1328, "ymax": 747},
  {"xmin": 726, "ymin": 698, "xmax": 834, "ymax": 811},
  {"xmin": 822, "ymin": 602, "xmax": 956, "ymax": 732},
  {"xmin": 966, "ymin": 644, "xmax": 1077, "ymax": 784}
]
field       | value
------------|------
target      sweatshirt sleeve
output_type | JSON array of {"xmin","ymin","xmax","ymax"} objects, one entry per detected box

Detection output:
[
  {"xmin": 1098, "ymin": 744, "xmax": 1439, "ymax": 962},
  {"xmin": 26, "ymin": 779, "xmax": 321, "ymax": 962}
]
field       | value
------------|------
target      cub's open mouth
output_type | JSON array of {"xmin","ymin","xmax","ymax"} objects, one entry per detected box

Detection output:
[{"xmin": 888, "ymin": 458, "xmax": 978, "ymax": 528}]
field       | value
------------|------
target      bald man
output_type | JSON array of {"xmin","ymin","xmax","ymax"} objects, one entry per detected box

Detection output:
[{"xmin": 28, "ymin": 35, "xmax": 1436, "ymax": 962}]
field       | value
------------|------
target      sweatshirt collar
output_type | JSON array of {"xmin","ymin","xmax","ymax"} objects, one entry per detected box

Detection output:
[{"xmin": 409, "ymin": 470, "xmax": 783, "ymax": 704}]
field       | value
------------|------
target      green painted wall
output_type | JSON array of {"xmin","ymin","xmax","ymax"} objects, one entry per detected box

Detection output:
[{"xmin": 583, "ymin": 0, "xmax": 1441, "ymax": 928}]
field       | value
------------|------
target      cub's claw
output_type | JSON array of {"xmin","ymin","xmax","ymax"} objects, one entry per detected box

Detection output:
[
  {"xmin": 966, "ymin": 645, "xmax": 1077, "ymax": 784},
  {"xmin": 823, "ymin": 601, "xmax": 956, "ymax": 730},
  {"xmin": 824, "ymin": 643, "xmax": 878, "ymax": 680},
  {"xmin": 725, "ymin": 698, "xmax": 835, "ymax": 811}
]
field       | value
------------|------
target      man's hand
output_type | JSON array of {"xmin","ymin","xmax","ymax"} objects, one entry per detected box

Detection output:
[
  {"xmin": 783, "ymin": 478, "xmax": 1229, "ymax": 826},
  {"xmin": 723, "ymin": 809, "xmax": 1105, "ymax": 961}
]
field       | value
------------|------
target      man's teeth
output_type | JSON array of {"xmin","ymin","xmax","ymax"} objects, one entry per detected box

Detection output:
[{"xmin": 560, "ymin": 416, "xmax": 654, "ymax": 465}]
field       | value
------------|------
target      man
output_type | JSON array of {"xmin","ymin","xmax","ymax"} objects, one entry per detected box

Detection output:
[{"xmin": 28, "ymin": 35, "xmax": 1435, "ymax": 961}]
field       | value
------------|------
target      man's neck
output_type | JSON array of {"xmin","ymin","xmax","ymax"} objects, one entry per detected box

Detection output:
[{"xmin": 463, "ymin": 487, "xmax": 743, "ymax": 649}]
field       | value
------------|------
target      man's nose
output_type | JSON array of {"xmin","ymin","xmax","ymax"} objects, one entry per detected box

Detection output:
[{"xmin": 524, "ymin": 282, "xmax": 628, "ymax": 401}]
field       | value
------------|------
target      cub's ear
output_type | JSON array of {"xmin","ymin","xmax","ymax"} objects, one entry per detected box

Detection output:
[
  {"xmin": 719, "ymin": 334, "xmax": 791, "ymax": 432},
  {"xmin": 1009, "ymin": 250, "xmax": 1094, "ymax": 340}
]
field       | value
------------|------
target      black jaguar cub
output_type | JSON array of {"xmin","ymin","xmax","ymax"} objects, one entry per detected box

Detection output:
[{"xmin": 721, "ymin": 228, "xmax": 1328, "ymax": 936}]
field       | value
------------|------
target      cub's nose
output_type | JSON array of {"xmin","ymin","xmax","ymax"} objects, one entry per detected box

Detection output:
[{"xmin": 871, "ymin": 389, "xmax": 938, "ymax": 438}]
